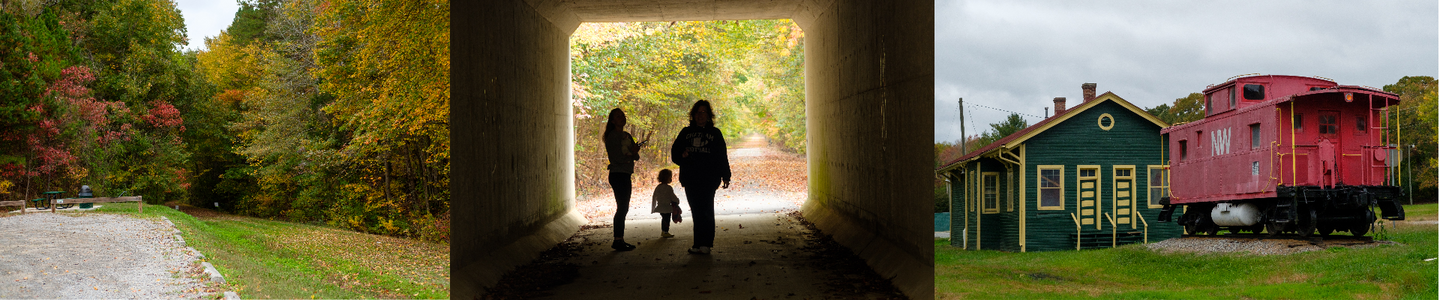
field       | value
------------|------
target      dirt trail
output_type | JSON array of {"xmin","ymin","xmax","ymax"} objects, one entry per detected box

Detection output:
[{"xmin": 577, "ymin": 134, "xmax": 807, "ymax": 223}]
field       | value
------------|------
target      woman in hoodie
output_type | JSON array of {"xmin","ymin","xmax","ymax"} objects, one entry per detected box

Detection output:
[{"xmin": 670, "ymin": 100, "xmax": 731, "ymax": 254}]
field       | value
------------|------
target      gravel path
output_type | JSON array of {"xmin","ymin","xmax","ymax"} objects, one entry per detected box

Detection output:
[{"xmin": 0, "ymin": 213, "xmax": 213, "ymax": 299}]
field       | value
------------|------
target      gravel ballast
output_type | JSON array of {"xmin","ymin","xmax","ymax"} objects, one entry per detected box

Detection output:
[
  {"xmin": 1145, "ymin": 236, "xmax": 1397, "ymax": 255},
  {"xmin": 0, "ymin": 213, "xmax": 213, "ymax": 298}
]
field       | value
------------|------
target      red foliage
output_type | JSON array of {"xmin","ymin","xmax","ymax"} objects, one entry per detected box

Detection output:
[{"xmin": 143, "ymin": 100, "xmax": 185, "ymax": 132}]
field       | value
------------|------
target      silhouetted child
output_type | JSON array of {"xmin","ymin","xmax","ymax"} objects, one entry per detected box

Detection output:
[{"xmin": 651, "ymin": 169, "xmax": 681, "ymax": 238}]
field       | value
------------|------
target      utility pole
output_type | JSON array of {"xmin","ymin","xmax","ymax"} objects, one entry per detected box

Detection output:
[{"xmin": 959, "ymin": 98, "xmax": 966, "ymax": 154}]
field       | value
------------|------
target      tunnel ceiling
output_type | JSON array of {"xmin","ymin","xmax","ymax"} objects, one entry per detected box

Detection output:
[{"xmin": 530, "ymin": 0, "xmax": 808, "ymax": 23}]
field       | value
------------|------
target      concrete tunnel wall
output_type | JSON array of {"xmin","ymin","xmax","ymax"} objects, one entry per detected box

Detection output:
[{"xmin": 454, "ymin": 1, "xmax": 933, "ymax": 298}]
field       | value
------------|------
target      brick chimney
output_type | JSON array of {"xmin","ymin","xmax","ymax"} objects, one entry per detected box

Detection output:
[
  {"xmin": 1082, "ymin": 83, "xmax": 1097, "ymax": 103},
  {"xmin": 1053, "ymin": 97, "xmax": 1067, "ymax": 116}
]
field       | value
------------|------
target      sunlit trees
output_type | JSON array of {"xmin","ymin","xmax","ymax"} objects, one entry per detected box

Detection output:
[{"xmin": 570, "ymin": 20, "xmax": 806, "ymax": 194}]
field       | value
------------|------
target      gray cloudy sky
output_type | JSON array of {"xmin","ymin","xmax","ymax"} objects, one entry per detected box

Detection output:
[
  {"xmin": 174, "ymin": 0, "xmax": 238, "ymax": 51},
  {"xmin": 934, "ymin": 0, "xmax": 1438, "ymax": 143}
]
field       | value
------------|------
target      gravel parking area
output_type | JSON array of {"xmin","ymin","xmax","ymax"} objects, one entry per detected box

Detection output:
[
  {"xmin": 0, "ymin": 213, "xmax": 214, "ymax": 298},
  {"xmin": 1146, "ymin": 236, "xmax": 1396, "ymax": 255}
]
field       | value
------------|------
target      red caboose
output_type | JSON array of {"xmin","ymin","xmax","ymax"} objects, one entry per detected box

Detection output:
[{"xmin": 1158, "ymin": 75, "xmax": 1405, "ymax": 237}]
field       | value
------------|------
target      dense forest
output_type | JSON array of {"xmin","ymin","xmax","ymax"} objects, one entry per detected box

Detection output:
[
  {"xmin": 0, "ymin": 0, "xmax": 449, "ymax": 242},
  {"xmin": 934, "ymin": 77, "xmax": 1439, "ymax": 212},
  {"xmin": 569, "ymin": 20, "xmax": 806, "ymax": 194}
]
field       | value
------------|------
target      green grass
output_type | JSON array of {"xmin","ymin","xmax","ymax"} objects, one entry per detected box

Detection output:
[
  {"xmin": 90, "ymin": 203, "xmax": 449, "ymax": 299},
  {"xmin": 1403, "ymin": 202, "xmax": 1437, "ymax": 221},
  {"xmin": 936, "ymin": 204, "xmax": 1438, "ymax": 300}
]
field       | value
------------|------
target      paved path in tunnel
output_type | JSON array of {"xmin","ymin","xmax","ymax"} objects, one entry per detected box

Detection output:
[
  {"xmin": 536, "ymin": 213, "xmax": 861, "ymax": 299},
  {"xmin": 576, "ymin": 134, "xmax": 808, "ymax": 222},
  {"xmin": 515, "ymin": 135, "xmax": 902, "ymax": 299}
]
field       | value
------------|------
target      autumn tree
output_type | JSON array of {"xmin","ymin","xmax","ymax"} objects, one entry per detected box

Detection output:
[
  {"xmin": 314, "ymin": 0, "xmax": 450, "ymax": 238},
  {"xmin": 1383, "ymin": 76, "xmax": 1438, "ymax": 201},
  {"xmin": 1146, "ymin": 92, "xmax": 1205, "ymax": 125}
]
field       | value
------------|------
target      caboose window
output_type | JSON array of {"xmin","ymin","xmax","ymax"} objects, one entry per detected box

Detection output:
[
  {"xmin": 1229, "ymin": 88, "xmax": 1237, "ymax": 108},
  {"xmin": 1038, "ymin": 166, "xmax": 1063, "ymax": 210},
  {"xmin": 1355, "ymin": 115, "xmax": 1367, "ymax": 134},
  {"xmin": 1293, "ymin": 113, "xmax": 1304, "ymax": 132},
  {"xmin": 1250, "ymin": 124, "xmax": 1261, "ymax": 149},
  {"xmin": 1243, "ymin": 84, "xmax": 1265, "ymax": 100},
  {"xmin": 1178, "ymin": 140, "xmax": 1188, "ymax": 160},
  {"xmin": 1319, "ymin": 113, "xmax": 1338, "ymax": 135}
]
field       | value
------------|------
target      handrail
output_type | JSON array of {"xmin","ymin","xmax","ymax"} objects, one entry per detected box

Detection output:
[
  {"xmin": 1070, "ymin": 213, "xmax": 1081, "ymax": 250},
  {"xmin": 1137, "ymin": 212, "xmax": 1150, "ymax": 244},
  {"xmin": 1104, "ymin": 213, "xmax": 1117, "ymax": 248}
]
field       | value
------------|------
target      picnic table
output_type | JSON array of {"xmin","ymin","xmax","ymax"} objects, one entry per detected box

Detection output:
[{"xmin": 4, "ymin": 188, "xmax": 142, "ymax": 214}]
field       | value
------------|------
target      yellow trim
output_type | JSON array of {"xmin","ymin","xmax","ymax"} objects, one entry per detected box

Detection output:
[
  {"xmin": 1037, "ymin": 165, "xmax": 1065, "ymax": 210},
  {"xmin": 1002, "ymin": 92, "xmax": 1171, "ymax": 149},
  {"xmin": 1113, "ymin": 165, "xmax": 1136, "ymax": 229},
  {"xmin": 1019, "ymin": 145, "xmax": 1027, "ymax": 252},
  {"xmin": 982, "ymin": 172, "xmax": 1001, "ymax": 214},
  {"xmin": 1146, "ymin": 165, "xmax": 1168, "ymax": 209},
  {"xmin": 1098, "ymin": 113, "xmax": 1116, "ymax": 131},
  {"xmin": 974, "ymin": 162, "xmax": 981, "ymax": 250},
  {"xmin": 1078, "ymin": 165, "xmax": 1101, "ymax": 230}
]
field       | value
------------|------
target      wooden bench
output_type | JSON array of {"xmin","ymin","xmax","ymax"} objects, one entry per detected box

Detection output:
[{"xmin": 0, "ymin": 196, "xmax": 143, "ymax": 214}]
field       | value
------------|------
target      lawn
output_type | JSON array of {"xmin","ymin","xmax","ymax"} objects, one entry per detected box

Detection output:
[
  {"xmin": 92, "ymin": 203, "xmax": 449, "ymax": 299},
  {"xmin": 935, "ymin": 204, "xmax": 1438, "ymax": 300}
]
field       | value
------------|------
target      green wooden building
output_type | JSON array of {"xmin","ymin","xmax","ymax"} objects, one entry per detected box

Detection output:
[{"xmin": 938, "ymin": 90, "xmax": 1183, "ymax": 251}]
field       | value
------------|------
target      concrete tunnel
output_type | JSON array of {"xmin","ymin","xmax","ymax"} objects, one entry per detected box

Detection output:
[{"xmin": 454, "ymin": 0, "xmax": 934, "ymax": 298}]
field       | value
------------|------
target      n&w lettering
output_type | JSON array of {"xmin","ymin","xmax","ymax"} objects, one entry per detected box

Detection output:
[{"xmin": 1211, "ymin": 128, "xmax": 1230, "ymax": 156}]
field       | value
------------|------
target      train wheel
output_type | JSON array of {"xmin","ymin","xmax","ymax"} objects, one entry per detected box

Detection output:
[
  {"xmin": 1317, "ymin": 224, "xmax": 1334, "ymax": 236},
  {"xmin": 1184, "ymin": 224, "xmax": 1197, "ymax": 235},
  {"xmin": 1204, "ymin": 225, "xmax": 1219, "ymax": 236},
  {"xmin": 1297, "ymin": 209, "xmax": 1317, "ymax": 237},
  {"xmin": 1265, "ymin": 222, "xmax": 1284, "ymax": 237},
  {"xmin": 1350, "ymin": 223, "xmax": 1369, "ymax": 236}
]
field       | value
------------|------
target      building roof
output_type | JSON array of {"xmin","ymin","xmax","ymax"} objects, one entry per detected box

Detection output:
[{"xmin": 936, "ymin": 91, "xmax": 1169, "ymax": 174}]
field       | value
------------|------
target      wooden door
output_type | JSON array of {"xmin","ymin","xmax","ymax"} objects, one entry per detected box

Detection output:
[
  {"xmin": 1078, "ymin": 166, "xmax": 1100, "ymax": 230},
  {"xmin": 1113, "ymin": 166, "xmax": 1135, "ymax": 229}
]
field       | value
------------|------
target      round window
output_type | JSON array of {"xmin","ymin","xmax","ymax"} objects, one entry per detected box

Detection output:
[{"xmin": 1097, "ymin": 113, "xmax": 1115, "ymax": 131}]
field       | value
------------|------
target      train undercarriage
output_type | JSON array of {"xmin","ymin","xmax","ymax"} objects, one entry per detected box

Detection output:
[{"xmin": 1158, "ymin": 185, "xmax": 1405, "ymax": 237}]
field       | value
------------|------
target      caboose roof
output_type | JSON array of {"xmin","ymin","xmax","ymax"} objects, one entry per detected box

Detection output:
[{"xmin": 937, "ymin": 91, "xmax": 1168, "ymax": 173}]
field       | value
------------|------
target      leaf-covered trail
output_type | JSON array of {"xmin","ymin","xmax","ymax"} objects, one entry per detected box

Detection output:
[{"xmin": 576, "ymin": 134, "xmax": 807, "ymax": 224}]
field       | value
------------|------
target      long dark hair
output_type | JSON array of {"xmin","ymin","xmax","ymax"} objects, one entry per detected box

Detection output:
[
  {"xmin": 688, "ymin": 100, "xmax": 714, "ymax": 127},
  {"xmin": 604, "ymin": 108, "xmax": 624, "ymax": 141}
]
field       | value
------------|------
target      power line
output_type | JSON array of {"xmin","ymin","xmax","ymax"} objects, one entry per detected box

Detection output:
[{"xmin": 965, "ymin": 102, "xmax": 1044, "ymax": 120}]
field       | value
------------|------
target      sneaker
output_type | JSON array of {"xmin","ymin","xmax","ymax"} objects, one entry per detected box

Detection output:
[
  {"xmin": 612, "ymin": 241, "xmax": 636, "ymax": 251},
  {"xmin": 700, "ymin": 246, "xmax": 711, "ymax": 254},
  {"xmin": 687, "ymin": 246, "xmax": 711, "ymax": 254},
  {"xmin": 661, "ymin": 232, "xmax": 675, "ymax": 238}
]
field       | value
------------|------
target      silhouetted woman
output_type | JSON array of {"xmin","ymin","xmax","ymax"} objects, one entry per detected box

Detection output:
[
  {"xmin": 605, "ymin": 108, "xmax": 649, "ymax": 251},
  {"xmin": 670, "ymin": 100, "xmax": 731, "ymax": 254}
]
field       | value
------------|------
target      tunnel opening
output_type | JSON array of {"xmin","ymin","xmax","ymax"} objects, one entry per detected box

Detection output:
[
  {"xmin": 569, "ymin": 20, "xmax": 810, "ymax": 226},
  {"xmin": 460, "ymin": 1, "xmax": 933, "ymax": 299}
]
